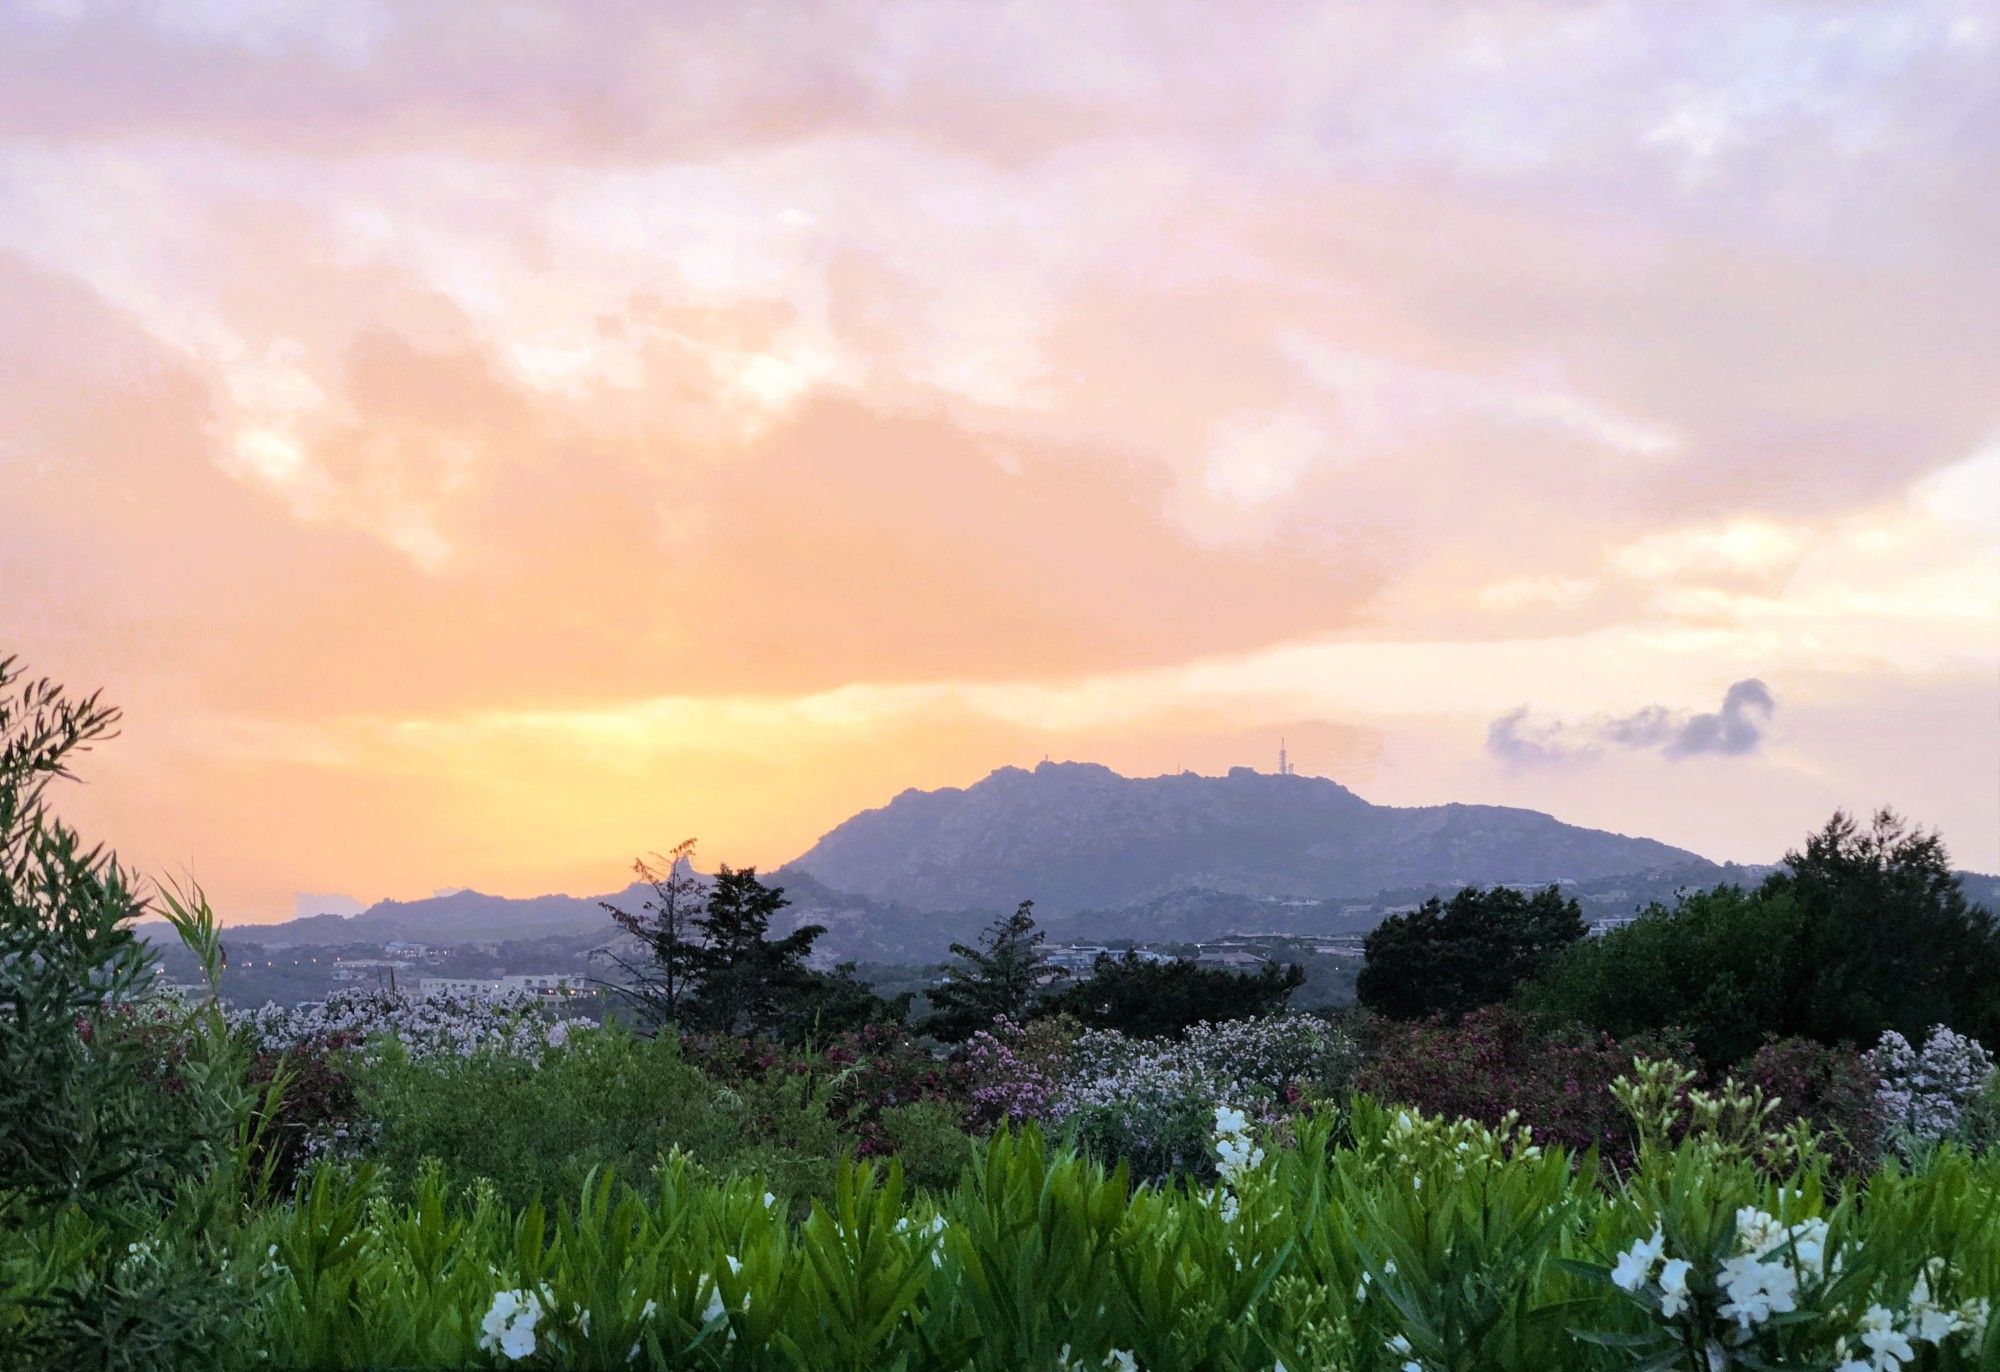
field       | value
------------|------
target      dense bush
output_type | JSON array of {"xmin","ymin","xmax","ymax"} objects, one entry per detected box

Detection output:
[
  {"xmin": 1357, "ymin": 884, "xmax": 1586, "ymax": 1020},
  {"xmin": 355, "ymin": 1025, "xmax": 846, "ymax": 1208},
  {"xmin": 1526, "ymin": 811, "xmax": 2000, "ymax": 1068},
  {"xmin": 1356, "ymin": 1005, "xmax": 1695, "ymax": 1166},
  {"xmin": 1738, "ymin": 1036, "xmax": 1883, "ymax": 1173},
  {"xmin": 1868, "ymin": 1024, "xmax": 1998, "ymax": 1159},
  {"xmin": 962, "ymin": 1015, "xmax": 1355, "ymax": 1181}
]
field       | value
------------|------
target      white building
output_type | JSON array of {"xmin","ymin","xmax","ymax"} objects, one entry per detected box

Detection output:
[{"xmin": 418, "ymin": 977, "xmax": 502, "ymax": 999}]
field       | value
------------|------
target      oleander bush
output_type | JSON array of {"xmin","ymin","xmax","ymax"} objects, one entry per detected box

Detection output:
[{"xmin": 11, "ymin": 1098, "xmax": 1995, "ymax": 1372}]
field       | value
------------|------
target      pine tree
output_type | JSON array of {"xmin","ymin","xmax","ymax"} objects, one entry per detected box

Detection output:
[
  {"xmin": 918, "ymin": 900, "xmax": 1058, "ymax": 1042},
  {"xmin": 682, "ymin": 865, "xmax": 826, "ymax": 1038}
]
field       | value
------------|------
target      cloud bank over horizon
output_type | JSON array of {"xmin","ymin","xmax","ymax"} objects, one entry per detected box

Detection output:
[{"xmin": 3, "ymin": 1, "xmax": 1996, "ymax": 914}]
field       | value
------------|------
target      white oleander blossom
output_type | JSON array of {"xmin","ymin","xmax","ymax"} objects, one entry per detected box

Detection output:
[
  {"xmin": 1611, "ymin": 1227, "xmax": 1666, "ymax": 1292},
  {"xmin": 478, "ymin": 1288, "xmax": 544, "ymax": 1363},
  {"xmin": 1212, "ymin": 1104, "xmax": 1265, "ymax": 1185}
]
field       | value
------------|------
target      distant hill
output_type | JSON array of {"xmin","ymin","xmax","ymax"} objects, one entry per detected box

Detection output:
[{"xmin": 780, "ymin": 761, "xmax": 1716, "ymax": 915}]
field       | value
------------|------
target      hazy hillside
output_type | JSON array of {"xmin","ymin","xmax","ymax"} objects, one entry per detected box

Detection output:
[{"xmin": 781, "ymin": 761, "xmax": 1714, "ymax": 915}]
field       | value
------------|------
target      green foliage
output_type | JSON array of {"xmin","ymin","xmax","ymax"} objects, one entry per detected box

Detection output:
[
  {"xmin": 1773, "ymin": 809, "xmax": 2000, "ymax": 1048},
  {"xmin": 1357, "ymin": 884, "xmax": 1587, "ymax": 1021},
  {"xmin": 1527, "ymin": 810, "xmax": 2000, "ymax": 1067},
  {"xmin": 919, "ymin": 901, "xmax": 1060, "ymax": 1043},
  {"xmin": 681, "ymin": 865, "xmax": 827, "ymax": 1039},
  {"xmin": 6, "ymin": 1093, "xmax": 1996, "ymax": 1370},
  {"xmin": 0, "ymin": 656, "xmax": 160, "ymax": 1216},
  {"xmin": 870, "ymin": 1101, "xmax": 976, "ymax": 1194},
  {"xmin": 356, "ymin": 1022, "xmax": 845, "ymax": 1208},
  {"xmin": 1038, "ymin": 951, "xmax": 1303, "ymax": 1038}
]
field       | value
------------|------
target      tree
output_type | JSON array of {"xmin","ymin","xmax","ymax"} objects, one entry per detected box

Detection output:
[
  {"xmin": 1038, "ymin": 951, "xmax": 1303, "ymax": 1038},
  {"xmin": 786, "ymin": 960, "xmax": 914, "ymax": 1041},
  {"xmin": 1357, "ymin": 884, "xmax": 1587, "ymax": 1021},
  {"xmin": 918, "ymin": 901, "xmax": 1060, "ymax": 1042},
  {"xmin": 681, "ymin": 865, "xmax": 828, "ymax": 1040},
  {"xmin": 1520, "ymin": 884, "xmax": 1795, "ymax": 1068},
  {"xmin": 599, "ymin": 840, "xmax": 707, "ymax": 1026},
  {"xmin": 1524, "ymin": 810, "xmax": 2000, "ymax": 1068},
  {"xmin": 1772, "ymin": 809, "xmax": 2000, "ymax": 1049}
]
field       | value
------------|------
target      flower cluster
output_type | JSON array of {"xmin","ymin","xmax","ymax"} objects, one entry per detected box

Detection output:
[
  {"xmin": 1866, "ymin": 1025, "xmax": 1995, "ymax": 1154},
  {"xmin": 1046, "ymin": 1018, "xmax": 1342, "ymax": 1179},
  {"xmin": 478, "ymin": 1287, "xmax": 546, "ymax": 1361},
  {"xmin": 961, "ymin": 1017, "xmax": 1072, "ymax": 1125},
  {"xmin": 232, "ymin": 987, "xmax": 576, "ymax": 1064},
  {"xmin": 1212, "ymin": 1105, "xmax": 1264, "ymax": 1187},
  {"xmin": 1831, "ymin": 1259, "xmax": 1990, "ymax": 1372}
]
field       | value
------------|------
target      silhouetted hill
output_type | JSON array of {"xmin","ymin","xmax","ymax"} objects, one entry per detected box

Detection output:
[{"xmin": 780, "ymin": 761, "xmax": 1715, "ymax": 915}]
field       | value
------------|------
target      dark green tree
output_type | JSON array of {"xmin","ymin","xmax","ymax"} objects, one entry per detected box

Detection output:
[
  {"xmin": 1771, "ymin": 809, "xmax": 1999, "ymax": 1048},
  {"xmin": 1520, "ymin": 884, "xmax": 1794, "ymax": 1068},
  {"xmin": 1356, "ymin": 884, "xmax": 1587, "ymax": 1021},
  {"xmin": 1038, "ymin": 951, "xmax": 1303, "ymax": 1038},
  {"xmin": 681, "ymin": 865, "xmax": 827, "ymax": 1039},
  {"xmin": 918, "ymin": 901, "xmax": 1059, "ymax": 1042},
  {"xmin": 1528, "ymin": 810, "xmax": 2000, "ymax": 1066},
  {"xmin": 786, "ymin": 960, "xmax": 913, "ymax": 1041}
]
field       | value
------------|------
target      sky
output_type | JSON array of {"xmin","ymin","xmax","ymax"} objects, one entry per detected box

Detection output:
[{"xmin": 3, "ymin": 1, "xmax": 1996, "ymax": 922}]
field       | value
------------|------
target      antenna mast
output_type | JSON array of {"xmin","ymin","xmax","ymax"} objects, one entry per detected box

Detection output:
[{"xmin": 1278, "ymin": 738, "xmax": 1292, "ymax": 776}]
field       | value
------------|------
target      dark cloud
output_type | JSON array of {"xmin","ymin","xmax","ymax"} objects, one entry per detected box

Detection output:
[
  {"xmin": 1666, "ymin": 678, "xmax": 1776, "ymax": 757},
  {"xmin": 1489, "ymin": 679, "xmax": 1777, "ymax": 768}
]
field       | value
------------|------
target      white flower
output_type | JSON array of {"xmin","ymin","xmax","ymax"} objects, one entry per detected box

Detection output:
[
  {"xmin": 478, "ymin": 1289, "xmax": 545, "ymax": 1363},
  {"xmin": 1717, "ymin": 1254, "xmax": 1796, "ymax": 1330},
  {"xmin": 703, "ymin": 1287, "xmax": 727, "ymax": 1324},
  {"xmin": 1858, "ymin": 1303, "xmax": 1914, "ymax": 1368},
  {"xmin": 500, "ymin": 1319, "xmax": 537, "ymax": 1361},
  {"xmin": 1611, "ymin": 1228, "xmax": 1665, "ymax": 1293},
  {"xmin": 1658, "ymin": 1258, "xmax": 1693, "ymax": 1318},
  {"xmin": 1105, "ymin": 1352, "xmax": 1139, "ymax": 1372}
]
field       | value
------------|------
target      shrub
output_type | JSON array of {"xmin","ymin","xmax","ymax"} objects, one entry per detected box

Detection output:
[
  {"xmin": 355, "ymin": 1024, "xmax": 842, "ymax": 1207},
  {"xmin": 869, "ymin": 1100, "xmax": 975, "ymax": 1192},
  {"xmin": 1357, "ymin": 1005, "xmax": 1695, "ymax": 1167},
  {"xmin": 1738, "ymin": 1036, "xmax": 1883, "ymax": 1172},
  {"xmin": 964, "ymin": 1015, "xmax": 1351, "ymax": 1181},
  {"xmin": 1868, "ymin": 1024, "xmax": 1997, "ymax": 1157}
]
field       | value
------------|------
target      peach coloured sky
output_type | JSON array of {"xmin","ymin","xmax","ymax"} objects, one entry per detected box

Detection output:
[{"xmin": 4, "ymin": 1, "xmax": 1997, "ymax": 922}]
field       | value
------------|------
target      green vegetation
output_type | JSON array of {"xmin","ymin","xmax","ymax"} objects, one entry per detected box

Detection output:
[
  {"xmin": 918, "ymin": 901, "xmax": 1058, "ymax": 1042},
  {"xmin": 1356, "ymin": 883, "xmax": 1586, "ymax": 1021},
  {"xmin": 1041, "ymin": 952, "xmax": 1304, "ymax": 1038},
  {"xmin": 1524, "ymin": 811, "xmax": 2000, "ymax": 1067}
]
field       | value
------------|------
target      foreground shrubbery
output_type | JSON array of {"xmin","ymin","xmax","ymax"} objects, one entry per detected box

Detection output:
[{"xmin": 8, "ymin": 1101, "xmax": 1996, "ymax": 1371}]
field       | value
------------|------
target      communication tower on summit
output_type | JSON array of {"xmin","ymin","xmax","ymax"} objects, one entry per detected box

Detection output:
[{"xmin": 1278, "ymin": 739, "xmax": 1294, "ymax": 776}]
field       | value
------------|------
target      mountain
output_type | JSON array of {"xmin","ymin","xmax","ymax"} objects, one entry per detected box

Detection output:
[{"xmin": 781, "ymin": 761, "xmax": 1717, "ymax": 915}]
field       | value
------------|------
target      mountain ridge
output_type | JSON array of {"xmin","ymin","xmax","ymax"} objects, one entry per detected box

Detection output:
[
  {"xmin": 180, "ymin": 763, "xmax": 2000, "ymax": 959},
  {"xmin": 779, "ymin": 760, "xmax": 1712, "ymax": 915}
]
